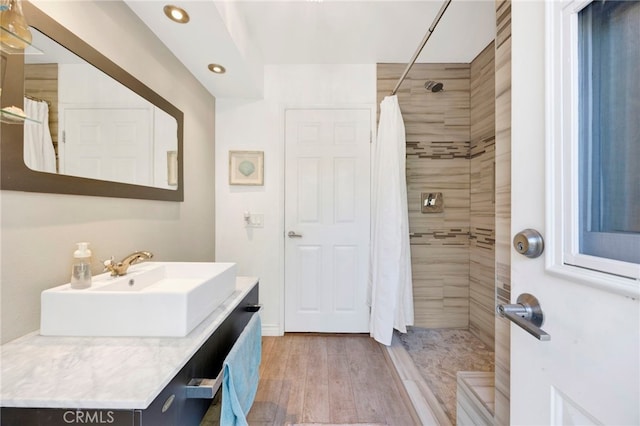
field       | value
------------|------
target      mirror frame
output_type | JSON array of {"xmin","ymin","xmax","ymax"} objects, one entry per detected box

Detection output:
[{"xmin": 0, "ymin": 2, "xmax": 184, "ymax": 201}]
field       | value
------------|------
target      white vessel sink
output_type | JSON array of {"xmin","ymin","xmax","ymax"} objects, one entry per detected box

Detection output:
[{"xmin": 41, "ymin": 262, "xmax": 237, "ymax": 337}]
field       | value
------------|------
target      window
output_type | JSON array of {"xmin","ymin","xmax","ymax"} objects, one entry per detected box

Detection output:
[
  {"xmin": 578, "ymin": 1, "xmax": 640, "ymax": 266},
  {"xmin": 549, "ymin": 0, "xmax": 639, "ymax": 290}
]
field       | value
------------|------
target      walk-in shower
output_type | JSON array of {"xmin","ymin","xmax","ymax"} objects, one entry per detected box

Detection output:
[
  {"xmin": 381, "ymin": 0, "xmax": 497, "ymax": 423},
  {"xmin": 379, "ymin": 42, "xmax": 498, "ymax": 424}
]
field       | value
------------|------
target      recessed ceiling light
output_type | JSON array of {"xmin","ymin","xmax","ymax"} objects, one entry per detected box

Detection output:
[
  {"xmin": 163, "ymin": 5, "xmax": 189, "ymax": 24},
  {"xmin": 208, "ymin": 64, "xmax": 226, "ymax": 74}
]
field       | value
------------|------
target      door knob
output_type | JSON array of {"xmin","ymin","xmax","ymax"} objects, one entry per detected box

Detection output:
[
  {"xmin": 287, "ymin": 231, "xmax": 303, "ymax": 238},
  {"xmin": 513, "ymin": 229, "xmax": 544, "ymax": 258},
  {"xmin": 497, "ymin": 293, "xmax": 550, "ymax": 341}
]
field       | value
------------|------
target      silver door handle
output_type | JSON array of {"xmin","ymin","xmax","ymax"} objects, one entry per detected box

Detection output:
[
  {"xmin": 497, "ymin": 293, "xmax": 550, "ymax": 341},
  {"xmin": 288, "ymin": 231, "xmax": 303, "ymax": 238}
]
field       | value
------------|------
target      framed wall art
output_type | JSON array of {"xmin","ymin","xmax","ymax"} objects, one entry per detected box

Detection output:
[{"xmin": 229, "ymin": 150, "xmax": 264, "ymax": 185}]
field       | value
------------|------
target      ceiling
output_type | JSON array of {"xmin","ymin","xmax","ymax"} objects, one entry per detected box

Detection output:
[{"xmin": 124, "ymin": 0, "xmax": 496, "ymax": 99}]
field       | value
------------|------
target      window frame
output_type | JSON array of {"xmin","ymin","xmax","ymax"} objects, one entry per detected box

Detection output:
[{"xmin": 546, "ymin": 0, "xmax": 639, "ymax": 298}]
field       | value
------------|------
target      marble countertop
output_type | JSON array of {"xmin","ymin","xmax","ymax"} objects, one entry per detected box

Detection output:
[{"xmin": 0, "ymin": 276, "xmax": 259, "ymax": 410}]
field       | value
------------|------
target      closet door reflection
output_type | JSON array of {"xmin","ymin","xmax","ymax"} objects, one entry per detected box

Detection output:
[{"xmin": 61, "ymin": 108, "xmax": 151, "ymax": 186}]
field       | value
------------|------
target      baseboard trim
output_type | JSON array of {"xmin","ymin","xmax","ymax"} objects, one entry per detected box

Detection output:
[{"xmin": 261, "ymin": 323, "xmax": 283, "ymax": 336}]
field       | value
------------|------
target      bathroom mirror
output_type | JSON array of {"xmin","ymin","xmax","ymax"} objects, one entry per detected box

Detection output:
[{"xmin": 0, "ymin": 2, "xmax": 184, "ymax": 201}]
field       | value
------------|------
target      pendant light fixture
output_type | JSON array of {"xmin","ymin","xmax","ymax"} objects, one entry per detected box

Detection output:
[{"xmin": 0, "ymin": 0, "xmax": 32, "ymax": 50}]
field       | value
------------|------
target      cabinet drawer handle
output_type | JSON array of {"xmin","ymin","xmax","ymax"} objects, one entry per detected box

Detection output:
[
  {"xmin": 162, "ymin": 394, "xmax": 175, "ymax": 413},
  {"xmin": 185, "ymin": 371, "xmax": 223, "ymax": 399},
  {"xmin": 245, "ymin": 304, "xmax": 262, "ymax": 312}
]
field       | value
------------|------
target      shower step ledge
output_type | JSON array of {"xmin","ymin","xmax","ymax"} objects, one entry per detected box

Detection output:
[
  {"xmin": 386, "ymin": 334, "xmax": 452, "ymax": 426},
  {"xmin": 456, "ymin": 371, "xmax": 495, "ymax": 426}
]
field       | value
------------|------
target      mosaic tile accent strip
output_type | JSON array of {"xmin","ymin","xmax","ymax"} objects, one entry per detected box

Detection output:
[
  {"xmin": 470, "ymin": 227, "xmax": 495, "ymax": 250},
  {"xmin": 407, "ymin": 140, "xmax": 470, "ymax": 159},
  {"xmin": 410, "ymin": 229, "xmax": 470, "ymax": 246},
  {"xmin": 470, "ymin": 136, "xmax": 496, "ymax": 159}
]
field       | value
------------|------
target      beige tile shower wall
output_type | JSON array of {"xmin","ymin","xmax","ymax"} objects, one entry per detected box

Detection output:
[
  {"xmin": 469, "ymin": 42, "xmax": 496, "ymax": 350},
  {"xmin": 378, "ymin": 63, "xmax": 471, "ymax": 329},
  {"xmin": 494, "ymin": 0, "xmax": 512, "ymax": 424}
]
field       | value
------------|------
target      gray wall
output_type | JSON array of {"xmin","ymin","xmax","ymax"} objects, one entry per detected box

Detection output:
[{"xmin": 1, "ymin": 1, "xmax": 216, "ymax": 343}]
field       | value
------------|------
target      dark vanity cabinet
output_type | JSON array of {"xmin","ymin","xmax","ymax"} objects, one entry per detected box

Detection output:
[{"xmin": 1, "ymin": 283, "xmax": 259, "ymax": 426}]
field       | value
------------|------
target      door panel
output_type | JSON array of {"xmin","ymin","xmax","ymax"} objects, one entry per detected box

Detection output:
[
  {"xmin": 297, "ymin": 246, "xmax": 322, "ymax": 312},
  {"xmin": 62, "ymin": 108, "xmax": 151, "ymax": 185},
  {"xmin": 509, "ymin": 2, "xmax": 639, "ymax": 424},
  {"xmin": 334, "ymin": 245, "xmax": 357, "ymax": 311},
  {"xmin": 334, "ymin": 158, "xmax": 357, "ymax": 222},
  {"xmin": 297, "ymin": 158, "xmax": 321, "ymax": 223},
  {"xmin": 284, "ymin": 108, "xmax": 371, "ymax": 332}
]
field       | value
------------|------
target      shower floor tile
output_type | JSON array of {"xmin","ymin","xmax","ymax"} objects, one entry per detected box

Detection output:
[{"xmin": 397, "ymin": 327, "xmax": 495, "ymax": 424}]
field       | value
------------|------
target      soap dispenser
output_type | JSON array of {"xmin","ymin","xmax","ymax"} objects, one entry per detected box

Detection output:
[{"xmin": 70, "ymin": 242, "xmax": 92, "ymax": 289}]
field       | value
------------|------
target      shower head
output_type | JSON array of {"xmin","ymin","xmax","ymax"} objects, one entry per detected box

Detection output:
[{"xmin": 424, "ymin": 80, "xmax": 444, "ymax": 93}]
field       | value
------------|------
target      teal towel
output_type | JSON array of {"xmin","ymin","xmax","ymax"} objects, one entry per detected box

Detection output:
[{"xmin": 221, "ymin": 313, "xmax": 262, "ymax": 426}]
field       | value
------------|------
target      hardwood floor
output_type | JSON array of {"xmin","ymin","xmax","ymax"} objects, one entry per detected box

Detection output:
[{"xmin": 246, "ymin": 334, "xmax": 421, "ymax": 425}]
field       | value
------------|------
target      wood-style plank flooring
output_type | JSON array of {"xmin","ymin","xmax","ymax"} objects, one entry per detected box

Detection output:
[{"xmin": 246, "ymin": 334, "xmax": 420, "ymax": 425}]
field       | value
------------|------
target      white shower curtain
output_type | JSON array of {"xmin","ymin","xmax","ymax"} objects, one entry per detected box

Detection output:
[
  {"xmin": 23, "ymin": 98, "xmax": 57, "ymax": 173},
  {"xmin": 368, "ymin": 95, "xmax": 414, "ymax": 346}
]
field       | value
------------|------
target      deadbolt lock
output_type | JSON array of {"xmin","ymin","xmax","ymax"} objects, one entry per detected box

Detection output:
[{"xmin": 513, "ymin": 229, "xmax": 544, "ymax": 258}]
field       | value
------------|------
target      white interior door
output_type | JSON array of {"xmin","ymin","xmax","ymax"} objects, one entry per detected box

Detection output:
[
  {"xmin": 284, "ymin": 108, "xmax": 371, "ymax": 333},
  {"xmin": 509, "ymin": 2, "xmax": 639, "ymax": 425},
  {"xmin": 62, "ymin": 108, "xmax": 151, "ymax": 185}
]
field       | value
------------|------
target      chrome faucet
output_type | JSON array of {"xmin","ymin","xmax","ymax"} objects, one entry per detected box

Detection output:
[{"xmin": 103, "ymin": 251, "xmax": 154, "ymax": 276}]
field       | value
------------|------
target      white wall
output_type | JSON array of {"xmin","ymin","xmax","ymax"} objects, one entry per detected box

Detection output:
[
  {"xmin": 1, "ymin": 1, "xmax": 216, "ymax": 343},
  {"xmin": 59, "ymin": 63, "xmax": 148, "ymax": 106},
  {"xmin": 215, "ymin": 64, "xmax": 376, "ymax": 334}
]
